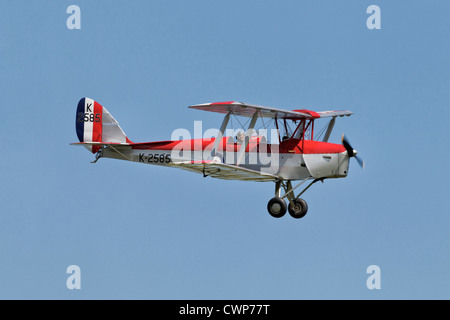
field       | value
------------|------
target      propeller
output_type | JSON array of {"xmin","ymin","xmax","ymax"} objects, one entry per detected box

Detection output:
[{"xmin": 342, "ymin": 134, "xmax": 365, "ymax": 169}]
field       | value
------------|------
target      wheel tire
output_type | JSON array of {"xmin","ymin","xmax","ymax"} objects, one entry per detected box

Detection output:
[
  {"xmin": 288, "ymin": 198, "xmax": 308, "ymax": 219},
  {"xmin": 267, "ymin": 197, "xmax": 287, "ymax": 218}
]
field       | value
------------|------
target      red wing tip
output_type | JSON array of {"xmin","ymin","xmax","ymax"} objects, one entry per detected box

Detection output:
[
  {"xmin": 292, "ymin": 109, "xmax": 320, "ymax": 118},
  {"xmin": 210, "ymin": 101, "xmax": 237, "ymax": 105}
]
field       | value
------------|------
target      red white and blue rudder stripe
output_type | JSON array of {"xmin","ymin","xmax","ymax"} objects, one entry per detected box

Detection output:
[{"xmin": 76, "ymin": 97, "xmax": 130, "ymax": 153}]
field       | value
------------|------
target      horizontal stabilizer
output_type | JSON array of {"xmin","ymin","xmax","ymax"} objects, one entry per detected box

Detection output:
[{"xmin": 70, "ymin": 142, "xmax": 131, "ymax": 146}]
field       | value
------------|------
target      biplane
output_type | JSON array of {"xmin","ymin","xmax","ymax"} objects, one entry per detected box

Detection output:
[{"xmin": 72, "ymin": 98, "xmax": 364, "ymax": 219}]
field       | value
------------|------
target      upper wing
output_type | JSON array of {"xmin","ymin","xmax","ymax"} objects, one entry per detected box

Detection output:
[
  {"xmin": 169, "ymin": 160, "xmax": 280, "ymax": 182},
  {"xmin": 189, "ymin": 101, "xmax": 353, "ymax": 120},
  {"xmin": 189, "ymin": 101, "xmax": 312, "ymax": 120},
  {"xmin": 316, "ymin": 110, "xmax": 353, "ymax": 118}
]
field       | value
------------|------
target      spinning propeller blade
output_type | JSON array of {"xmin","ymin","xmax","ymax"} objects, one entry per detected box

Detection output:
[
  {"xmin": 355, "ymin": 154, "xmax": 365, "ymax": 169},
  {"xmin": 342, "ymin": 134, "xmax": 365, "ymax": 169}
]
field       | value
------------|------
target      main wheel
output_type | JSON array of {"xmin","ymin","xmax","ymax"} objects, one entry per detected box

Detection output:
[
  {"xmin": 267, "ymin": 197, "xmax": 287, "ymax": 218},
  {"xmin": 288, "ymin": 198, "xmax": 308, "ymax": 219}
]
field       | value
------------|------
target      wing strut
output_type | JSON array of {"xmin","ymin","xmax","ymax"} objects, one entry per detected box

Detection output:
[
  {"xmin": 322, "ymin": 117, "xmax": 336, "ymax": 142},
  {"xmin": 236, "ymin": 111, "xmax": 258, "ymax": 165},
  {"xmin": 211, "ymin": 112, "xmax": 230, "ymax": 157}
]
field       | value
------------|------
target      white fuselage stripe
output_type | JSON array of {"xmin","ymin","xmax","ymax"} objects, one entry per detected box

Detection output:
[{"xmin": 83, "ymin": 98, "xmax": 94, "ymax": 142}]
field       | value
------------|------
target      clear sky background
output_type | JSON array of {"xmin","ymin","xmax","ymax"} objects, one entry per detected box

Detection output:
[{"xmin": 0, "ymin": 0, "xmax": 448, "ymax": 299}]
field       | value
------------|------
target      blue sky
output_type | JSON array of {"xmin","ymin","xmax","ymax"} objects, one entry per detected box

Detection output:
[{"xmin": 0, "ymin": 0, "xmax": 449, "ymax": 299}]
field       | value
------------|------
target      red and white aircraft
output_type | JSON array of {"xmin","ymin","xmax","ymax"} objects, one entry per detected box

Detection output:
[{"xmin": 72, "ymin": 98, "xmax": 364, "ymax": 219}]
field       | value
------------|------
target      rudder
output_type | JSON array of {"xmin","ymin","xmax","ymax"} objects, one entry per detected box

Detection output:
[{"xmin": 75, "ymin": 97, "xmax": 131, "ymax": 152}]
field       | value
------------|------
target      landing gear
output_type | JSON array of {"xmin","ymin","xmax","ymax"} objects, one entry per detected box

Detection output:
[
  {"xmin": 267, "ymin": 178, "xmax": 322, "ymax": 219},
  {"xmin": 288, "ymin": 198, "xmax": 308, "ymax": 219},
  {"xmin": 267, "ymin": 197, "xmax": 287, "ymax": 218}
]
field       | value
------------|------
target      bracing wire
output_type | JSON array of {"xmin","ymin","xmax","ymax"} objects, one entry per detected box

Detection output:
[{"xmin": 314, "ymin": 119, "xmax": 332, "ymax": 141}]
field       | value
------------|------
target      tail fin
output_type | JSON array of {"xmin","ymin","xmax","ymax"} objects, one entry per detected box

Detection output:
[{"xmin": 75, "ymin": 97, "xmax": 131, "ymax": 153}]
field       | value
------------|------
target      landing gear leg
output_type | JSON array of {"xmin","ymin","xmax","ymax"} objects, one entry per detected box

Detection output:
[{"xmin": 266, "ymin": 178, "xmax": 324, "ymax": 219}]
